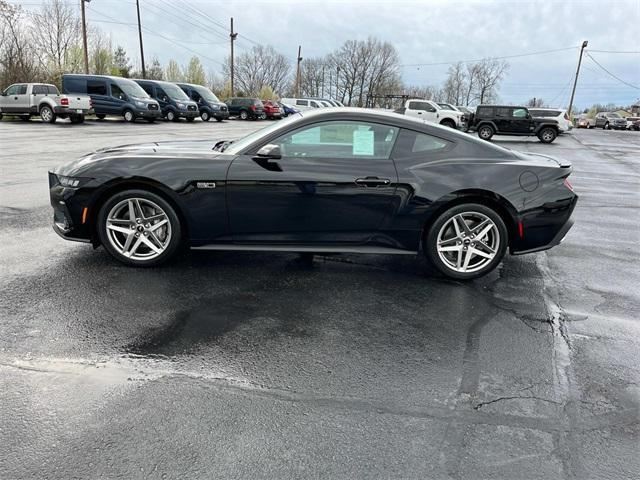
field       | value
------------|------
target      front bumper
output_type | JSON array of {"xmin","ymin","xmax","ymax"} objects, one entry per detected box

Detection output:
[
  {"xmin": 212, "ymin": 109, "xmax": 229, "ymax": 120},
  {"xmin": 49, "ymin": 172, "xmax": 94, "ymax": 243},
  {"xmin": 135, "ymin": 107, "xmax": 162, "ymax": 119},
  {"xmin": 179, "ymin": 109, "xmax": 199, "ymax": 119}
]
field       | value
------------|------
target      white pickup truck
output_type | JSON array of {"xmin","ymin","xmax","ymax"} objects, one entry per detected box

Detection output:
[
  {"xmin": 394, "ymin": 99, "xmax": 464, "ymax": 129},
  {"xmin": 0, "ymin": 83, "xmax": 92, "ymax": 124}
]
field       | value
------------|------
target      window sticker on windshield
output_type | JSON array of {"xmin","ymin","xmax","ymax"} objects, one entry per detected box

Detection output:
[
  {"xmin": 291, "ymin": 127, "xmax": 321, "ymax": 144},
  {"xmin": 352, "ymin": 130, "xmax": 374, "ymax": 156}
]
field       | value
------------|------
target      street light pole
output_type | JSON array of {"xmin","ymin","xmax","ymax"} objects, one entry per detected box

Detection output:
[
  {"xmin": 567, "ymin": 40, "xmax": 588, "ymax": 119},
  {"xmin": 295, "ymin": 45, "xmax": 302, "ymax": 97},
  {"xmin": 81, "ymin": 0, "xmax": 91, "ymax": 74},
  {"xmin": 136, "ymin": 0, "xmax": 146, "ymax": 78},
  {"xmin": 229, "ymin": 18, "xmax": 237, "ymax": 96}
]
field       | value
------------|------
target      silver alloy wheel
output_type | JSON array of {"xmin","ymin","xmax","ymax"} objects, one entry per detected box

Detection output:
[
  {"xmin": 541, "ymin": 129, "xmax": 554, "ymax": 142},
  {"xmin": 124, "ymin": 110, "xmax": 134, "ymax": 122},
  {"xmin": 479, "ymin": 126, "xmax": 492, "ymax": 139},
  {"xmin": 239, "ymin": 110, "xmax": 248, "ymax": 120},
  {"xmin": 105, "ymin": 198, "xmax": 172, "ymax": 261},
  {"xmin": 436, "ymin": 211, "xmax": 500, "ymax": 273},
  {"xmin": 41, "ymin": 107, "xmax": 52, "ymax": 122},
  {"xmin": 167, "ymin": 111, "xmax": 175, "ymax": 121},
  {"xmin": 201, "ymin": 111, "xmax": 210, "ymax": 121}
]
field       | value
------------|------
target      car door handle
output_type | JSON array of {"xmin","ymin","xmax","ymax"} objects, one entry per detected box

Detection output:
[{"xmin": 355, "ymin": 176, "xmax": 391, "ymax": 187}]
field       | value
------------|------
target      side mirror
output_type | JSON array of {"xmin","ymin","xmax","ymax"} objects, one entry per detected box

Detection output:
[
  {"xmin": 255, "ymin": 144, "xmax": 281, "ymax": 159},
  {"xmin": 1, "ymin": 91, "xmax": 6, "ymax": 96},
  {"xmin": 526, "ymin": 113, "xmax": 531, "ymax": 119}
]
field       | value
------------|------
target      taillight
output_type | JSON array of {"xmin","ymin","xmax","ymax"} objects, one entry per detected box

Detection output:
[
  {"xmin": 60, "ymin": 97, "xmax": 69, "ymax": 106},
  {"xmin": 563, "ymin": 178, "xmax": 573, "ymax": 192}
]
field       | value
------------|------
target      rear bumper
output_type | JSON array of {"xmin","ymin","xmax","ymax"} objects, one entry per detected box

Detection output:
[{"xmin": 511, "ymin": 194, "xmax": 578, "ymax": 255}]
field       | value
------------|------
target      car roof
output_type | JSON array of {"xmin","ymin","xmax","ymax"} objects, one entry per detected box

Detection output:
[{"xmin": 477, "ymin": 105, "xmax": 527, "ymax": 109}]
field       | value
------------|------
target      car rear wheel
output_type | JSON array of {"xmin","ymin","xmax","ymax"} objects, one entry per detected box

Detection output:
[
  {"xmin": 538, "ymin": 127, "xmax": 557, "ymax": 143},
  {"xmin": 70, "ymin": 114, "xmax": 85, "ymax": 124},
  {"xmin": 201, "ymin": 110, "xmax": 210, "ymax": 122},
  {"xmin": 96, "ymin": 114, "xmax": 106, "ymax": 120},
  {"xmin": 239, "ymin": 110, "xmax": 248, "ymax": 120},
  {"xmin": 40, "ymin": 106, "xmax": 56, "ymax": 123},
  {"xmin": 425, "ymin": 203, "xmax": 507, "ymax": 280},
  {"xmin": 604, "ymin": 122, "xmax": 609, "ymax": 130},
  {"xmin": 98, "ymin": 190, "xmax": 182, "ymax": 267},
  {"xmin": 123, "ymin": 109, "xmax": 135, "ymax": 123},
  {"xmin": 478, "ymin": 125, "xmax": 494, "ymax": 141}
]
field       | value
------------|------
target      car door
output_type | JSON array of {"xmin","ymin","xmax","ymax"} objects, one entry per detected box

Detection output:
[
  {"xmin": 87, "ymin": 80, "xmax": 109, "ymax": 114},
  {"xmin": 494, "ymin": 107, "xmax": 513, "ymax": 132},
  {"xmin": 510, "ymin": 107, "xmax": 532, "ymax": 134},
  {"xmin": 1, "ymin": 84, "xmax": 24, "ymax": 112},
  {"xmin": 226, "ymin": 120, "xmax": 401, "ymax": 245}
]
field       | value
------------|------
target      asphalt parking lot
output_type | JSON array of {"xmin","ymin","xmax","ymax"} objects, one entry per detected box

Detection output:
[{"xmin": 1, "ymin": 117, "xmax": 638, "ymax": 479}]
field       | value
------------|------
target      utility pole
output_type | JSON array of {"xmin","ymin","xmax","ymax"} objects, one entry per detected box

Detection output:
[
  {"xmin": 81, "ymin": 0, "xmax": 91, "ymax": 74},
  {"xmin": 229, "ymin": 18, "xmax": 237, "ymax": 96},
  {"xmin": 135, "ymin": 0, "xmax": 146, "ymax": 78},
  {"xmin": 321, "ymin": 64, "xmax": 325, "ymax": 98},
  {"xmin": 567, "ymin": 40, "xmax": 588, "ymax": 119},
  {"xmin": 336, "ymin": 65, "xmax": 340, "ymax": 103},
  {"xmin": 295, "ymin": 45, "xmax": 302, "ymax": 97}
]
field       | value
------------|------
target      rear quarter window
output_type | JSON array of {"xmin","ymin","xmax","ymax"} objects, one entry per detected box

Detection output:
[
  {"xmin": 476, "ymin": 106, "xmax": 493, "ymax": 117},
  {"xmin": 87, "ymin": 80, "xmax": 107, "ymax": 95},
  {"xmin": 64, "ymin": 77, "xmax": 86, "ymax": 93},
  {"xmin": 393, "ymin": 129, "xmax": 453, "ymax": 158}
]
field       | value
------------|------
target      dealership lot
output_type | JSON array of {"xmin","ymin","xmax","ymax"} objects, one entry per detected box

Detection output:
[{"xmin": 1, "ymin": 119, "xmax": 638, "ymax": 478}]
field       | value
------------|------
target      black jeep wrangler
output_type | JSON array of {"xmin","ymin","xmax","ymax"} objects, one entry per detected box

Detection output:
[{"xmin": 470, "ymin": 105, "xmax": 560, "ymax": 143}]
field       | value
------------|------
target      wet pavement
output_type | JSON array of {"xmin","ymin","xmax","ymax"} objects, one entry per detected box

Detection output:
[{"xmin": 1, "ymin": 118, "xmax": 639, "ymax": 479}]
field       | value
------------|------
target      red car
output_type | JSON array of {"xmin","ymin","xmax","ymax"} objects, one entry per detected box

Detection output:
[{"xmin": 261, "ymin": 100, "xmax": 282, "ymax": 119}]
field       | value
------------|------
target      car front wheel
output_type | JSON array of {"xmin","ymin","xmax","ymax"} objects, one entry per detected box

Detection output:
[
  {"xmin": 239, "ymin": 110, "xmax": 248, "ymax": 120},
  {"xmin": 97, "ymin": 190, "xmax": 182, "ymax": 267},
  {"xmin": 201, "ymin": 110, "xmax": 210, "ymax": 122},
  {"xmin": 425, "ymin": 203, "xmax": 507, "ymax": 280},
  {"xmin": 123, "ymin": 109, "xmax": 135, "ymax": 123}
]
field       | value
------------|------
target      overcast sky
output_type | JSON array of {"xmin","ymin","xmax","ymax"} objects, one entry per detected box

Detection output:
[{"xmin": 14, "ymin": 0, "xmax": 640, "ymax": 108}]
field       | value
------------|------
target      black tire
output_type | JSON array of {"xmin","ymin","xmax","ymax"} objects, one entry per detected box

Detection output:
[
  {"xmin": 239, "ymin": 109, "xmax": 248, "ymax": 120},
  {"xmin": 477, "ymin": 124, "xmax": 495, "ymax": 141},
  {"xmin": 96, "ymin": 114, "xmax": 106, "ymax": 120},
  {"xmin": 440, "ymin": 119, "xmax": 456, "ymax": 129},
  {"xmin": 603, "ymin": 122, "xmax": 609, "ymax": 130},
  {"xmin": 201, "ymin": 110, "xmax": 210, "ymax": 122},
  {"xmin": 186, "ymin": 116, "xmax": 195, "ymax": 122},
  {"xmin": 215, "ymin": 117, "xmax": 223, "ymax": 122},
  {"xmin": 20, "ymin": 115, "xmax": 31, "ymax": 121},
  {"xmin": 40, "ymin": 105, "xmax": 56, "ymax": 123},
  {"xmin": 70, "ymin": 114, "xmax": 85, "ymax": 124},
  {"xmin": 97, "ymin": 189, "xmax": 182, "ymax": 267},
  {"xmin": 166, "ymin": 110, "xmax": 177, "ymax": 122},
  {"xmin": 538, "ymin": 127, "xmax": 557, "ymax": 143},
  {"xmin": 424, "ymin": 203, "xmax": 508, "ymax": 280},
  {"xmin": 123, "ymin": 109, "xmax": 135, "ymax": 123},
  {"xmin": 0, "ymin": 112, "xmax": 3, "ymax": 120}
]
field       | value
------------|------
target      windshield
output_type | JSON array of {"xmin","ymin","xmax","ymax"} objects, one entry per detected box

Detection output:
[
  {"xmin": 224, "ymin": 113, "xmax": 304, "ymax": 154},
  {"xmin": 607, "ymin": 113, "xmax": 621, "ymax": 118},
  {"xmin": 120, "ymin": 79, "xmax": 150, "ymax": 98},
  {"xmin": 194, "ymin": 85, "xmax": 220, "ymax": 102},
  {"xmin": 162, "ymin": 83, "xmax": 190, "ymax": 101}
]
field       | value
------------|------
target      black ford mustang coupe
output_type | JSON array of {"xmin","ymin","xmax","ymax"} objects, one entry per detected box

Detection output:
[{"xmin": 49, "ymin": 109, "xmax": 577, "ymax": 279}]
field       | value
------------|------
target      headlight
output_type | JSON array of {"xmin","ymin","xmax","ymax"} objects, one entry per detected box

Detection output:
[
  {"xmin": 135, "ymin": 101, "xmax": 146, "ymax": 107},
  {"xmin": 56, "ymin": 175, "xmax": 92, "ymax": 188},
  {"xmin": 177, "ymin": 103, "xmax": 185, "ymax": 109},
  {"xmin": 212, "ymin": 105, "xmax": 220, "ymax": 110}
]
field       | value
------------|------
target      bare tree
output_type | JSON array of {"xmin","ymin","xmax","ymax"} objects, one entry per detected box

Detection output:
[
  {"xmin": 299, "ymin": 57, "xmax": 326, "ymax": 97},
  {"xmin": 165, "ymin": 59, "xmax": 183, "ymax": 82},
  {"xmin": 471, "ymin": 58, "xmax": 509, "ymax": 104},
  {"xmin": 526, "ymin": 97, "xmax": 545, "ymax": 107},
  {"xmin": 442, "ymin": 62, "xmax": 466, "ymax": 105},
  {"xmin": 223, "ymin": 45, "xmax": 290, "ymax": 96},
  {"xmin": 0, "ymin": 1, "xmax": 41, "ymax": 85},
  {"xmin": 29, "ymin": 0, "xmax": 81, "ymax": 82}
]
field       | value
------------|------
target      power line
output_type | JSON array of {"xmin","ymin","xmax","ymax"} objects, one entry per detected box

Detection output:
[
  {"xmin": 587, "ymin": 49, "xmax": 640, "ymax": 54},
  {"xmin": 399, "ymin": 46, "xmax": 579, "ymax": 67},
  {"xmin": 585, "ymin": 53, "xmax": 639, "ymax": 90}
]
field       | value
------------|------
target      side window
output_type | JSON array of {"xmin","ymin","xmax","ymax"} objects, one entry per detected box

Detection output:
[
  {"xmin": 140, "ymin": 83, "xmax": 154, "ymax": 97},
  {"xmin": 110, "ymin": 83, "xmax": 126, "ymax": 100},
  {"xmin": 32, "ymin": 85, "xmax": 47, "ymax": 95},
  {"xmin": 393, "ymin": 129, "xmax": 452, "ymax": 158},
  {"xmin": 65, "ymin": 78, "xmax": 86, "ymax": 93},
  {"xmin": 5, "ymin": 85, "xmax": 19, "ymax": 95},
  {"xmin": 15, "ymin": 84, "xmax": 27, "ymax": 95},
  {"xmin": 310, "ymin": 101, "xmax": 320, "ymax": 108},
  {"xmin": 512, "ymin": 108, "xmax": 528, "ymax": 118},
  {"xmin": 270, "ymin": 121, "xmax": 399, "ymax": 160},
  {"xmin": 408, "ymin": 101, "xmax": 422, "ymax": 110},
  {"xmin": 47, "ymin": 85, "xmax": 59, "ymax": 95},
  {"xmin": 296, "ymin": 99, "xmax": 308, "ymax": 106},
  {"xmin": 496, "ymin": 107, "xmax": 511, "ymax": 117},
  {"xmin": 156, "ymin": 88, "xmax": 169, "ymax": 102},
  {"xmin": 476, "ymin": 106, "xmax": 492, "ymax": 117},
  {"xmin": 191, "ymin": 91, "xmax": 202, "ymax": 102},
  {"xmin": 87, "ymin": 80, "xmax": 107, "ymax": 95}
]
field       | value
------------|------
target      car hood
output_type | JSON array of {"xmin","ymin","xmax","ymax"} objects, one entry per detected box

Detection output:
[{"xmin": 53, "ymin": 139, "xmax": 234, "ymax": 176}]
